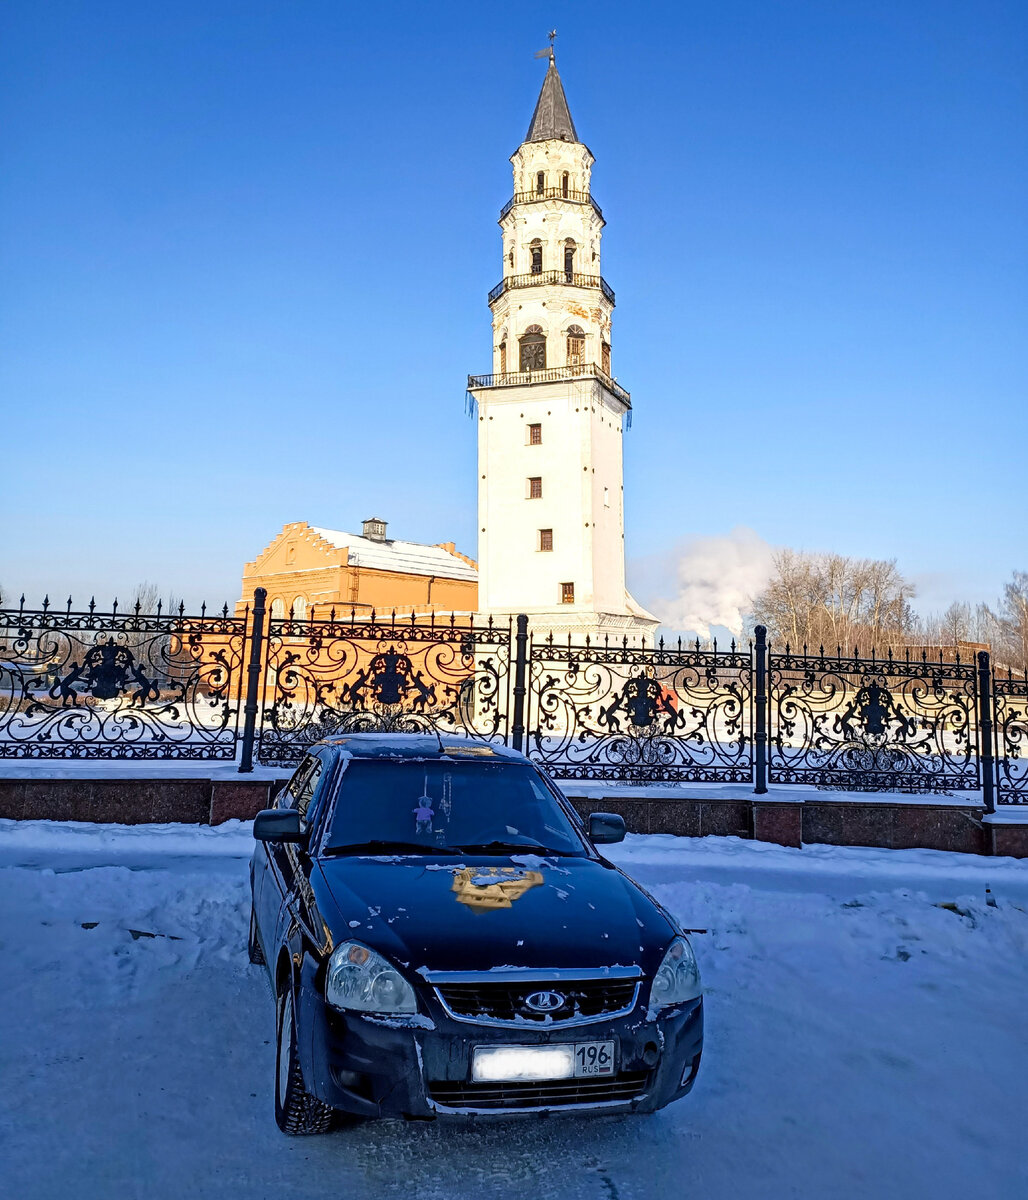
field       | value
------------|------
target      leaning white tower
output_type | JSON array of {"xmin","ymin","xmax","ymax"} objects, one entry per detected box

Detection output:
[{"xmin": 468, "ymin": 48, "xmax": 658, "ymax": 640}]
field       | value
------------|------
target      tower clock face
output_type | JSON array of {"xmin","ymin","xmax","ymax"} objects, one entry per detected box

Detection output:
[
  {"xmin": 520, "ymin": 341, "xmax": 545, "ymax": 371},
  {"xmin": 520, "ymin": 338, "xmax": 544, "ymax": 369}
]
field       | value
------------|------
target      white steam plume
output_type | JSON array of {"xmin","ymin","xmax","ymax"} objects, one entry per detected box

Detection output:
[{"xmin": 650, "ymin": 527, "xmax": 777, "ymax": 641}]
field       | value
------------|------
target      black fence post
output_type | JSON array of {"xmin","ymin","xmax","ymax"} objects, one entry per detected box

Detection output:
[
  {"xmin": 511, "ymin": 613, "xmax": 529, "ymax": 752},
  {"xmin": 238, "ymin": 587, "xmax": 267, "ymax": 774},
  {"xmin": 754, "ymin": 625, "xmax": 768, "ymax": 794},
  {"xmin": 977, "ymin": 650, "xmax": 996, "ymax": 814}
]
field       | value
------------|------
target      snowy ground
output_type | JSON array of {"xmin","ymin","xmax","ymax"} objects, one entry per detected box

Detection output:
[{"xmin": 1, "ymin": 821, "xmax": 1026, "ymax": 1200}]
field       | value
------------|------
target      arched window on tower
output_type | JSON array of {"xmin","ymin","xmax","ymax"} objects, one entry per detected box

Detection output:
[
  {"xmin": 536, "ymin": 171, "xmax": 545, "ymax": 194},
  {"xmin": 566, "ymin": 324, "xmax": 585, "ymax": 370},
  {"xmin": 519, "ymin": 326, "xmax": 546, "ymax": 372},
  {"xmin": 564, "ymin": 240, "xmax": 576, "ymax": 282},
  {"xmin": 561, "ymin": 172, "xmax": 569, "ymax": 198},
  {"xmin": 530, "ymin": 239, "xmax": 543, "ymax": 275},
  {"xmin": 601, "ymin": 340, "xmax": 611, "ymax": 376},
  {"xmin": 499, "ymin": 340, "xmax": 507, "ymax": 375}
]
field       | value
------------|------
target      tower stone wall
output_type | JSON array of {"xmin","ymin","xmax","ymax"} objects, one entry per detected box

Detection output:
[{"xmin": 469, "ymin": 52, "xmax": 657, "ymax": 640}]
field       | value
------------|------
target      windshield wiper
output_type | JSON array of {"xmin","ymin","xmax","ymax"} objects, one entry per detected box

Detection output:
[
  {"xmin": 455, "ymin": 839, "xmax": 561, "ymax": 856},
  {"xmin": 322, "ymin": 840, "xmax": 460, "ymax": 857}
]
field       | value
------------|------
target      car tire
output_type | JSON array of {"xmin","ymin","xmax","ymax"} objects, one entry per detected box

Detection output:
[
  {"xmin": 274, "ymin": 983, "xmax": 335, "ymax": 1135},
  {"xmin": 247, "ymin": 906, "xmax": 265, "ymax": 966}
]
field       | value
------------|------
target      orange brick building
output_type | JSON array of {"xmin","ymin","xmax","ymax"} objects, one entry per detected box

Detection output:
[{"xmin": 237, "ymin": 518, "xmax": 478, "ymax": 620}]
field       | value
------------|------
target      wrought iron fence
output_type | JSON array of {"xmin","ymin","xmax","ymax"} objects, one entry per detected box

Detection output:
[
  {"xmin": 994, "ymin": 669, "xmax": 1028, "ymax": 803},
  {"xmin": 767, "ymin": 642, "xmax": 981, "ymax": 793},
  {"xmin": 254, "ymin": 605, "xmax": 514, "ymax": 768},
  {"xmin": 525, "ymin": 633, "xmax": 753, "ymax": 783},
  {"xmin": 499, "ymin": 187, "xmax": 604, "ymax": 220},
  {"xmin": 1, "ymin": 588, "xmax": 1023, "ymax": 809},
  {"xmin": 467, "ymin": 363, "xmax": 631, "ymax": 407},
  {"xmin": 0, "ymin": 597, "xmax": 246, "ymax": 759},
  {"xmin": 487, "ymin": 270, "xmax": 615, "ymax": 305}
]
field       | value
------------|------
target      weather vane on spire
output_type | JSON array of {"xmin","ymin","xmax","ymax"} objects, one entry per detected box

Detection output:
[{"xmin": 535, "ymin": 30, "xmax": 558, "ymax": 61}]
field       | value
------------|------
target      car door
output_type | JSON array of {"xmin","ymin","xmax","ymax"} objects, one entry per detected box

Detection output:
[
  {"xmin": 287, "ymin": 752, "xmax": 335, "ymax": 950},
  {"xmin": 257, "ymin": 754, "xmax": 322, "ymax": 956}
]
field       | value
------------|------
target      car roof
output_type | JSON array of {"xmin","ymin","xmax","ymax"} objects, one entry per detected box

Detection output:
[{"xmin": 314, "ymin": 732, "xmax": 530, "ymax": 764}]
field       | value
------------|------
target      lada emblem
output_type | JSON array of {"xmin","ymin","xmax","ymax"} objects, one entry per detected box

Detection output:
[{"xmin": 524, "ymin": 990, "xmax": 566, "ymax": 1013}]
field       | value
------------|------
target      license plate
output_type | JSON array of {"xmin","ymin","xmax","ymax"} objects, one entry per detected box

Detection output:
[
  {"xmin": 572, "ymin": 1040, "xmax": 615, "ymax": 1077},
  {"xmin": 472, "ymin": 1041, "xmax": 615, "ymax": 1083}
]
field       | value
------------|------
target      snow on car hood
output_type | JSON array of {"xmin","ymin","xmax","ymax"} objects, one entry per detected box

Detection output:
[{"xmin": 311, "ymin": 854, "xmax": 677, "ymax": 976}]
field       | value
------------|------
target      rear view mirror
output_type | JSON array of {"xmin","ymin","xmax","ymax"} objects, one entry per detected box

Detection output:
[
  {"xmin": 588, "ymin": 812, "xmax": 626, "ymax": 845},
  {"xmin": 253, "ymin": 808, "xmax": 305, "ymax": 844}
]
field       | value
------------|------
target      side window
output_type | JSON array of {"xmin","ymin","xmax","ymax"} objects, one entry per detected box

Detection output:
[
  {"xmin": 277, "ymin": 755, "xmax": 316, "ymax": 811},
  {"xmin": 295, "ymin": 758, "xmax": 324, "ymax": 824}
]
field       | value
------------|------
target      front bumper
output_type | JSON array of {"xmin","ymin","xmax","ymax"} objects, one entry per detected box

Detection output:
[{"xmin": 296, "ymin": 959, "xmax": 703, "ymax": 1120}]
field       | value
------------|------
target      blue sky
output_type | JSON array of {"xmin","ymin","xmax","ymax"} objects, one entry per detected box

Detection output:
[{"xmin": 1, "ymin": 1, "xmax": 1025, "ymax": 622}]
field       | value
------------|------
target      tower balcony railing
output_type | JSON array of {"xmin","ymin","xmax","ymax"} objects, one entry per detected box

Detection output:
[
  {"xmin": 467, "ymin": 362, "xmax": 631, "ymax": 408},
  {"xmin": 499, "ymin": 187, "xmax": 604, "ymax": 221},
  {"xmin": 488, "ymin": 270, "xmax": 615, "ymax": 306}
]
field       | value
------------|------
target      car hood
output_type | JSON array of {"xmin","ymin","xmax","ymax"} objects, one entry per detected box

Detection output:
[{"xmin": 312, "ymin": 854, "xmax": 677, "ymax": 977}]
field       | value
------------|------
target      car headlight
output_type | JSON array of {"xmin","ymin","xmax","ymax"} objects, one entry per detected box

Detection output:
[
  {"xmin": 649, "ymin": 936, "xmax": 702, "ymax": 1010},
  {"xmin": 325, "ymin": 942, "xmax": 417, "ymax": 1014}
]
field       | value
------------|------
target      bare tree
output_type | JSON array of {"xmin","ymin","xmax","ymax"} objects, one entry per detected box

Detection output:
[
  {"xmin": 753, "ymin": 550, "xmax": 916, "ymax": 651},
  {"xmin": 993, "ymin": 571, "xmax": 1028, "ymax": 672}
]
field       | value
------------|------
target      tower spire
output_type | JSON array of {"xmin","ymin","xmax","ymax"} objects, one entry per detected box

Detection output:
[{"xmin": 526, "ymin": 41, "xmax": 578, "ymax": 143}]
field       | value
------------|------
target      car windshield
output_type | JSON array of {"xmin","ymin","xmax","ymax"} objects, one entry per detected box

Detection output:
[{"xmin": 321, "ymin": 760, "xmax": 587, "ymax": 857}]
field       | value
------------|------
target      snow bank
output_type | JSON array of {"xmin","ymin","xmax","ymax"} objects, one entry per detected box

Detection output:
[{"xmin": 1, "ymin": 823, "xmax": 1026, "ymax": 1199}]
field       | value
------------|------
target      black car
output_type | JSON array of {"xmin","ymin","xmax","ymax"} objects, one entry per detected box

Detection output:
[{"xmin": 249, "ymin": 733, "xmax": 703, "ymax": 1131}]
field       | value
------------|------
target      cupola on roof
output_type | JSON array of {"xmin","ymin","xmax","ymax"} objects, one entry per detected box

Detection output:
[{"xmin": 525, "ymin": 52, "xmax": 578, "ymax": 143}]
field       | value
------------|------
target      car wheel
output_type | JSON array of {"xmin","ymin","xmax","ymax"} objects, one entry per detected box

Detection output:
[
  {"xmin": 274, "ymin": 983, "xmax": 334, "ymax": 1135},
  {"xmin": 247, "ymin": 906, "xmax": 265, "ymax": 966}
]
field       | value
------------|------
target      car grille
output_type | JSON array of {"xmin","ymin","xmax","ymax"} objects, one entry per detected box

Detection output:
[
  {"xmin": 428, "ymin": 1071, "xmax": 651, "ymax": 1111},
  {"xmin": 434, "ymin": 978, "xmax": 639, "ymax": 1024}
]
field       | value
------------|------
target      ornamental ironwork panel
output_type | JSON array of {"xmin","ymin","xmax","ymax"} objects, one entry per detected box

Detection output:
[
  {"xmin": 0, "ymin": 600, "xmax": 246, "ymax": 760},
  {"xmin": 526, "ymin": 636, "xmax": 753, "ymax": 783},
  {"xmin": 256, "ymin": 610, "xmax": 514, "ymax": 768},
  {"xmin": 994, "ymin": 670, "xmax": 1028, "ymax": 803},
  {"xmin": 768, "ymin": 646, "xmax": 980, "ymax": 792}
]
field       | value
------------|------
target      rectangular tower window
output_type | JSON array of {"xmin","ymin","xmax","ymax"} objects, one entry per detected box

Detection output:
[
  {"xmin": 536, "ymin": 171, "xmax": 545, "ymax": 194},
  {"xmin": 530, "ymin": 244, "xmax": 543, "ymax": 274},
  {"xmin": 528, "ymin": 477, "xmax": 542, "ymax": 499},
  {"xmin": 601, "ymin": 341, "xmax": 611, "ymax": 375},
  {"xmin": 561, "ymin": 582, "xmax": 575, "ymax": 605},
  {"xmin": 528, "ymin": 423, "xmax": 542, "ymax": 445},
  {"xmin": 498, "ymin": 342, "xmax": 507, "ymax": 375},
  {"xmin": 539, "ymin": 529, "xmax": 553, "ymax": 552}
]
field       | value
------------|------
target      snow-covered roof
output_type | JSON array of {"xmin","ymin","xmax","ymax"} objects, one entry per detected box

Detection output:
[{"xmin": 311, "ymin": 527, "xmax": 478, "ymax": 582}]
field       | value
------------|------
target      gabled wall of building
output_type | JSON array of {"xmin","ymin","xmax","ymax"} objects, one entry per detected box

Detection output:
[{"xmin": 237, "ymin": 522, "xmax": 478, "ymax": 619}]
